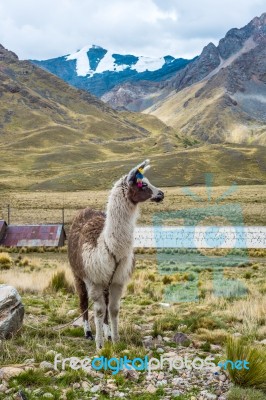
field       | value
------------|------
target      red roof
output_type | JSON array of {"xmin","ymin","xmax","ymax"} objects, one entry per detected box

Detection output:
[{"xmin": 0, "ymin": 224, "xmax": 65, "ymax": 247}]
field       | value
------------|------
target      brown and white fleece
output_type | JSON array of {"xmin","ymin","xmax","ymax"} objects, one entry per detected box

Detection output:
[{"xmin": 68, "ymin": 160, "xmax": 164, "ymax": 349}]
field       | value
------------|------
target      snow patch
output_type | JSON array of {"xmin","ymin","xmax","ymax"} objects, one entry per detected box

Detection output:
[
  {"xmin": 134, "ymin": 56, "xmax": 165, "ymax": 72},
  {"xmin": 66, "ymin": 45, "xmax": 93, "ymax": 77},
  {"xmin": 96, "ymin": 51, "xmax": 128, "ymax": 74},
  {"xmin": 66, "ymin": 44, "xmax": 169, "ymax": 77}
]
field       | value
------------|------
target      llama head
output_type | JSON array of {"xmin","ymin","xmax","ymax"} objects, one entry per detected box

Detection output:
[{"xmin": 126, "ymin": 159, "xmax": 164, "ymax": 204}]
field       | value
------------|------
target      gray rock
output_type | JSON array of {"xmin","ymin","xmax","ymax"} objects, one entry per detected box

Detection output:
[
  {"xmin": 146, "ymin": 384, "xmax": 156, "ymax": 393},
  {"xmin": 205, "ymin": 393, "xmax": 217, "ymax": 400},
  {"xmin": 219, "ymin": 374, "xmax": 227, "ymax": 382},
  {"xmin": 40, "ymin": 361, "xmax": 54, "ymax": 370},
  {"xmin": 0, "ymin": 383, "xmax": 8, "ymax": 393},
  {"xmin": 91, "ymin": 385, "xmax": 100, "ymax": 393},
  {"xmin": 142, "ymin": 337, "xmax": 153, "ymax": 348},
  {"xmin": 43, "ymin": 394, "xmax": 54, "ymax": 399},
  {"xmin": 173, "ymin": 332, "xmax": 190, "ymax": 345},
  {"xmin": 172, "ymin": 377, "xmax": 184, "ymax": 385},
  {"xmin": 81, "ymin": 381, "xmax": 90, "ymax": 392},
  {"xmin": 0, "ymin": 285, "xmax": 24, "ymax": 339},
  {"xmin": 157, "ymin": 347, "xmax": 164, "ymax": 353},
  {"xmin": 156, "ymin": 379, "xmax": 167, "ymax": 386},
  {"xmin": 172, "ymin": 390, "xmax": 181, "ymax": 397},
  {"xmin": 24, "ymin": 358, "xmax": 35, "ymax": 365},
  {"xmin": 72, "ymin": 383, "xmax": 80, "ymax": 389},
  {"xmin": 123, "ymin": 368, "xmax": 139, "ymax": 380},
  {"xmin": 0, "ymin": 366, "xmax": 24, "ymax": 381}
]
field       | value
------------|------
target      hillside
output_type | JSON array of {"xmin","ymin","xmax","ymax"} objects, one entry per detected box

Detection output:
[{"xmin": 0, "ymin": 44, "xmax": 184, "ymax": 190}]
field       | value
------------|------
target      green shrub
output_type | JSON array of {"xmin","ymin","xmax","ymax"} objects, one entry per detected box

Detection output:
[
  {"xmin": 162, "ymin": 275, "xmax": 173, "ymax": 284},
  {"xmin": 200, "ymin": 341, "xmax": 211, "ymax": 352},
  {"xmin": 226, "ymin": 337, "xmax": 266, "ymax": 392}
]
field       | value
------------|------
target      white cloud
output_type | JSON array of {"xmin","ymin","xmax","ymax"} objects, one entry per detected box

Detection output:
[{"xmin": 0, "ymin": 0, "xmax": 264, "ymax": 60}]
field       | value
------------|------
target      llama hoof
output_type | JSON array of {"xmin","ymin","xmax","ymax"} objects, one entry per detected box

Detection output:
[{"xmin": 85, "ymin": 331, "xmax": 94, "ymax": 340}]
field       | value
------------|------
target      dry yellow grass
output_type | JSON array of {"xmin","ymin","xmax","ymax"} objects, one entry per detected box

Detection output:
[
  {"xmin": 1, "ymin": 184, "xmax": 265, "ymax": 229},
  {"xmin": 222, "ymin": 295, "xmax": 266, "ymax": 335},
  {"xmin": 0, "ymin": 261, "xmax": 74, "ymax": 294}
]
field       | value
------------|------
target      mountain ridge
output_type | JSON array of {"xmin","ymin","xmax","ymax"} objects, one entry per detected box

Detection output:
[
  {"xmin": 31, "ymin": 45, "xmax": 192, "ymax": 98},
  {"xmin": 144, "ymin": 13, "xmax": 266, "ymax": 144}
]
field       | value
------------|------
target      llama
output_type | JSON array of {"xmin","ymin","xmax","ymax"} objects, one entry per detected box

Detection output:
[{"xmin": 68, "ymin": 160, "xmax": 164, "ymax": 349}]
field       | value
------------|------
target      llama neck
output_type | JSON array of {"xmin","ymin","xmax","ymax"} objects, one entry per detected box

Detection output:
[{"xmin": 103, "ymin": 179, "xmax": 139, "ymax": 258}]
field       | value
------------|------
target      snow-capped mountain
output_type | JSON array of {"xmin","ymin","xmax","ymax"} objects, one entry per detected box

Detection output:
[
  {"xmin": 66, "ymin": 44, "xmax": 170, "ymax": 76},
  {"xmin": 31, "ymin": 45, "xmax": 192, "ymax": 97}
]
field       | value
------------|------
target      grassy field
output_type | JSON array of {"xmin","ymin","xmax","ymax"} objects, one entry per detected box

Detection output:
[
  {"xmin": 0, "ymin": 247, "xmax": 265, "ymax": 399},
  {"xmin": 0, "ymin": 144, "xmax": 265, "ymax": 191},
  {"xmin": 1, "ymin": 185, "xmax": 265, "ymax": 232},
  {"xmin": 0, "ymin": 184, "xmax": 265, "ymax": 399}
]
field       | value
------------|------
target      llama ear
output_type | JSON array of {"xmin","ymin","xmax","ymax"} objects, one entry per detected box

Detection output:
[
  {"xmin": 137, "ymin": 159, "xmax": 150, "ymax": 171},
  {"xmin": 127, "ymin": 159, "xmax": 150, "ymax": 184}
]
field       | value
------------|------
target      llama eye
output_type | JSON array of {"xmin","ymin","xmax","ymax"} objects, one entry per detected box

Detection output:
[{"xmin": 142, "ymin": 183, "xmax": 148, "ymax": 188}]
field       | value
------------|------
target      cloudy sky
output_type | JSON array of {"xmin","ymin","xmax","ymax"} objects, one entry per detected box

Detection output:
[{"xmin": 0, "ymin": 0, "xmax": 265, "ymax": 60}]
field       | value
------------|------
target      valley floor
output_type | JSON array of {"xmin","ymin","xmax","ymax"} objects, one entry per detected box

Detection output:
[{"xmin": 0, "ymin": 185, "xmax": 266, "ymax": 231}]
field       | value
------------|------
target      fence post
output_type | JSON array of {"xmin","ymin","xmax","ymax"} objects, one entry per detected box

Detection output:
[{"xmin": 7, "ymin": 204, "xmax": 10, "ymax": 225}]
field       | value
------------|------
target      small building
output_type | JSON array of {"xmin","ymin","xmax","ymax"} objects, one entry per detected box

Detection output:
[{"xmin": 0, "ymin": 221, "xmax": 66, "ymax": 247}]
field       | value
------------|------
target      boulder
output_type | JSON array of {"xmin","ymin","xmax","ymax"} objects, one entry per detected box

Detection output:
[
  {"xmin": 0, "ymin": 366, "xmax": 24, "ymax": 380},
  {"xmin": 0, "ymin": 285, "xmax": 24, "ymax": 339}
]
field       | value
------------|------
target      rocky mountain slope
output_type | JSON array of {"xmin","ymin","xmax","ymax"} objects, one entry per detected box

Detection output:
[
  {"xmin": 105, "ymin": 13, "xmax": 266, "ymax": 145},
  {"xmin": 145, "ymin": 13, "xmax": 266, "ymax": 144},
  {"xmin": 31, "ymin": 45, "xmax": 192, "ymax": 98}
]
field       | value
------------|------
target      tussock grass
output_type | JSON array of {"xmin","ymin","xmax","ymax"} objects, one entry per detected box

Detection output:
[
  {"xmin": 47, "ymin": 270, "xmax": 74, "ymax": 294},
  {"xmin": 197, "ymin": 328, "xmax": 228, "ymax": 344},
  {"xmin": 226, "ymin": 337, "xmax": 266, "ymax": 392},
  {"xmin": 228, "ymin": 387, "xmax": 266, "ymax": 400},
  {"xmin": 222, "ymin": 296, "xmax": 266, "ymax": 337},
  {"xmin": 0, "ymin": 252, "xmax": 12, "ymax": 269}
]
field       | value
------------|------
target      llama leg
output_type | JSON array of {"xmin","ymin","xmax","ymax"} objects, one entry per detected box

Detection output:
[
  {"xmin": 108, "ymin": 283, "xmax": 123, "ymax": 343},
  {"xmin": 103, "ymin": 291, "xmax": 112, "ymax": 341},
  {"xmin": 91, "ymin": 284, "xmax": 106, "ymax": 349},
  {"xmin": 75, "ymin": 277, "xmax": 93, "ymax": 340},
  {"xmin": 103, "ymin": 323, "xmax": 112, "ymax": 341}
]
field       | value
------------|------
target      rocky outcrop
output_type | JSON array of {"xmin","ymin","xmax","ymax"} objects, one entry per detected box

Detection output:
[
  {"xmin": 0, "ymin": 44, "xmax": 18, "ymax": 62},
  {"xmin": 0, "ymin": 285, "xmax": 24, "ymax": 339},
  {"xmin": 167, "ymin": 12, "xmax": 266, "ymax": 93}
]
